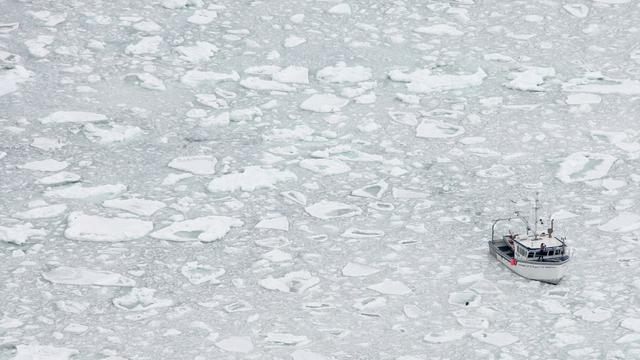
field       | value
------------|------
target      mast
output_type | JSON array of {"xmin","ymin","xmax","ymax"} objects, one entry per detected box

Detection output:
[{"xmin": 533, "ymin": 192, "xmax": 540, "ymax": 239}]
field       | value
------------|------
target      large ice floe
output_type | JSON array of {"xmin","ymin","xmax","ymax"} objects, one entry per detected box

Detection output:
[
  {"xmin": 64, "ymin": 212, "xmax": 153, "ymax": 242},
  {"xmin": 316, "ymin": 62, "xmax": 372, "ymax": 83},
  {"xmin": 39, "ymin": 111, "xmax": 107, "ymax": 124},
  {"xmin": 556, "ymin": 152, "xmax": 616, "ymax": 183},
  {"xmin": 0, "ymin": 223, "xmax": 46, "ymax": 245},
  {"xmin": 42, "ymin": 266, "xmax": 136, "ymax": 286},
  {"xmin": 562, "ymin": 72, "xmax": 640, "ymax": 95},
  {"xmin": 168, "ymin": 155, "xmax": 217, "ymax": 175},
  {"xmin": 207, "ymin": 166, "xmax": 296, "ymax": 192},
  {"xmin": 12, "ymin": 344, "xmax": 78, "ymax": 360},
  {"xmin": 388, "ymin": 68, "xmax": 486, "ymax": 93},
  {"xmin": 150, "ymin": 215, "xmax": 243, "ymax": 242},
  {"xmin": 304, "ymin": 200, "xmax": 362, "ymax": 219}
]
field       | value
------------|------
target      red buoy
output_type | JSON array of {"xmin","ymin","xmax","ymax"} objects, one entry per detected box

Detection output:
[{"xmin": 510, "ymin": 258, "xmax": 517, "ymax": 266}]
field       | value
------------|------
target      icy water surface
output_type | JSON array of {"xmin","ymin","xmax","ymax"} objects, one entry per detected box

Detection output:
[{"xmin": 2, "ymin": 0, "xmax": 640, "ymax": 359}]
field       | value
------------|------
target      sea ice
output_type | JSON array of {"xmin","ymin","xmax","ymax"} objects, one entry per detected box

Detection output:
[
  {"xmin": 150, "ymin": 215, "xmax": 243, "ymax": 242},
  {"xmin": 39, "ymin": 111, "xmax": 107, "ymax": 124},
  {"xmin": 476, "ymin": 164, "xmax": 514, "ymax": 178},
  {"xmin": 341, "ymin": 228, "xmax": 384, "ymax": 238},
  {"xmin": 13, "ymin": 344, "xmax": 78, "ymax": 360},
  {"xmin": 272, "ymin": 66, "xmax": 309, "ymax": 84},
  {"xmin": 180, "ymin": 70, "xmax": 240, "ymax": 87},
  {"xmin": 316, "ymin": 63, "xmax": 372, "ymax": 83},
  {"xmin": 168, "ymin": 155, "xmax": 217, "ymax": 175},
  {"xmin": 18, "ymin": 159, "xmax": 68, "ymax": 172},
  {"xmin": 207, "ymin": 166, "xmax": 297, "ymax": 192},
  {"xmin": 299, "ymin": 158, "xmax": 351, "ymax": 175},
  {"xmin": 187, "ymin": 9, "xmax": 217, "ymax": 24},
  {"xmin": 161, "ymin": 0, "xmax": 203, "ymax": 9},
  {"xmin": 0, "ymin": 223, "xmax": 46, "ymax": 245},
  {"xmin": 180, "ymin": 262, "xmax": 225, "ymax": 284},
  {"xmin": 175, "ymin": 41, "xmax": 218, "ymax": 62},
  {"xmin": 351, "ymin": 180, "xmax": 388, "ymax": 199},
  {"xmin": 305, "ymin": 200, "xmax": 362, "ymax": 219},
  {"xmin": 416, "ymin": 120, "xmax": 465, "ymax": 138},
  {"xmin": 388, "ymin": 111, "xmax": 418, "ymax": 126},
  {"xmin": 112, "ymin": 287, "xmax": 174, "ymax": 311},
  {"xmin": 574, "ymin": 307, "xmax": 612, "ymax": 322},
  {"xmin": 598, "ymin": 212, "xmax": 640, "ymax": 232},
  {"xmin": 556, "ymin": 152, "xmax": 616, "ymax": 183},
  {"xmin": 102, "ymin": 198, "xmax": 166, "ymax": 216},
  {"xmin": 342, "ymin": 262, "xmax": 380, "ymax": 277},
  {"xmin": 36, "ymin": 172, "xmax": 81, "ymax": 186},
  {"xmin": 291, "ymin": 349, "xmax": 329, "ymax": 360},
  {"xmin": 562, "ymin": 73, "xmax": 640, "ymax": 95},
  {"xmin": 0, "ymin": 65, "xmax": 31, "ymax": 98},
  {"xmin": 84, "ymin": 123, "xmax": 143, "ymax": 144},
  {"xmin": 43, "ymin": 266, "xmax": 136, "ymax": 286},
  {"xmin": 414, "ymin": 24, "xmax": 464, "ymax": 36},
  {"xmin": 125, "ymin": 36, "xmax": 162, "ymax": 55},
  {"xmin": 124, "ymin": 73, "xmax": 165, "ymax": 90},
  {"xmin": 215, "ymin": 336, "xmax": 253, "ymax": 353},
  {"xmin": 504, "ymin": 67, "xmax": 555, "ymax": 92},
  {"xmin": 240, "ymin": 77, "xmax": 296, "ymax": 92},
  {"xmin": 423, "ymin": 330, "xmax": 466, "ymax": 343},
  {"xmin": 300, "ymin": 94, "xmax": 349, "ymax": 112},
  {"xmin": 44, "ymin": 184, "xmax": 127, "ymax": 199},
  {"xmin": 367, "ymin": 279, "xmax": 412, "ymax": 295},
  {"xmin": 64, "ymin": 212, "xmax": 153, "ymax": 242},
  {"xmin": 255, "ymin": 216, "xmax": 289, "ymax": 231},
  {"xmin": 621, "ymin": 318, "xmax": 640, "ymax": 332},
  {"xmin": 563, "ymin": 4, "xmax": 589, "ymax": 18},
  {"xmin": 15, "ymin": 204, "xmax": 68, "ymax": 219},
  {"xmin": 327, "ymin": 3, "xmax": 351, "ymax": 15},
  {"xmin": 259, "ymin": 270, "xmax": 319, "ymax": 293},
  {"xmin": 284, "ymin": 35, "xmax": 306, "ymax": 48},
  {"xmin": 389, "ymin": 68, "xmax": 486, "ymax": 93},
  {"xmin": 471, "ymin": 331, "xmax": 518, "ymax": 347}
]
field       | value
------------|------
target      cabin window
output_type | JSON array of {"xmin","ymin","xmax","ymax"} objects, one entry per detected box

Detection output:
[{"xmin": 527, "ymin": 252, "xmax": 533, "ymax": 258}]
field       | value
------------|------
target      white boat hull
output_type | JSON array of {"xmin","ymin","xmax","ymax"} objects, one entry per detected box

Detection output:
[{"xmin": 489, "ymin": 241, "xmax": 569, "ymax": 284}]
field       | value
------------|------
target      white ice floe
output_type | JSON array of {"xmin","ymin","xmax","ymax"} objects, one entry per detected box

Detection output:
[
  {"xmin": 476, "ymin": 164, "xmax": 514, "ymax": 178},
  {"xmin": 284, "ymin": 35, "xmax": 306, "ymax": 48},
  {"xmin": 305, "ymin": 200, "xmax": 362, "ymax": 219},
  {"xmin": 449, "ymin": 291, "xmax": 481, "ymax": 307},
  {"xmin": 351, "ymin": 180, "xmax": 388, "ymax": 199},
  {"xmin": 281, "ymin": 190, "xmax": 307, "ymax": 205},
  {"xmin": 30, "ymin": 137, "xmax": 65, "ymax": 151},
  {"xmin": 327, "ymin": 3, "xmax": 351, "ymax": 15},
  {"xmin": 621, "ymin": 318, "xmax": 640, "ymax": 332},
  {"xmin": 150, "ymin": 215, "xmax": 243, "ymax": 242},
  {"xmin": 556, "ymin": 152, "xmax": 616, "ymax": 183},
  {"xmin": 342, "ymin": 262, "xmax": 380, "ymax": 277},
  {"xmin": 175, "ymin": 41, "xmax": 218, "ymax": 62},
  {"xmin": 168, "ymin": 155, "xmax": 217, "ymax": 175},
  {"xmin": 102, "ymin": 198, "xmax": 166, "ymax": 216},
  {"xmin": 240, "ymin": 77, "xmax": 295, "ymax": 92},
  {"xmin": 300, "ymin": 94, "xmax": 349, "ymax": 112},
  {"xmin": 132, "ymin": 20, "xmax": 162, "ymax": 32},
  {"xmin": 317, "ymin": 63, "xmax": 372, "ymax": 83},
  {"xmin": 13, "ymin": 344, "xmax": 78, "ymax": 360},
  {"xmin": 125, "ymin": 36, "xmax": 162, "ymax": 55},
  {"xmin": 368, "ymin": 280, "xmax": 411, "ymax": 295},
  {"xmin": 216, "ymin": 336, "xmax": 253, "ymax": 353},
  {"xmin": 341, "ymin": 228, "xmax": 384, "ymax": 238},
  {"xmin": 25, "ymin": 35, "xmax": 54, "ymax": 57},
  {"xmin": 598, "ymin": 212, "xmax": 640, "ymax": 232},
  {"xmin": 180, "ymin": 70, "xmax": 239, "ymax": 87},
  {"xmin": 195, "ymin": 93, "xmax": 228, "ymax": 109},
  {"xmin": 262, "ymin": 249, "xmax": 292, "ymax": 262},
  {"xmin": 591, "ymin": 130, "xmax": 640, "ymax": 152},
  {"xmin": 388, "ymin": 111, "xmax": 418, "ymax": 126},
  {"xmin": 65, "ymin": 212, "xmax": 153, "ymax": 242},
  {"xmin": 15, "ymin": 204, "xmax": 67, "ymax": 219},
  {"xmin": 0, "ymin": 223, "xmax": 46, "ymax": 245},
  {"xmin": 299, "ymin": 158, "xmax": 351, "ymax": 175},
  {"xmin": 566, "ymin": 93, "xmax": 601, "ymax": 105},
  {"xmin": 471, "ymin": 331, "xmax": 519, "ymax": 347},
  {"xmin": 0, "ymin": 66, "xmax": 31, "ymax": 98},
  {"xmin": 207, "ymin": 166, "xmax": 297, "ymax": 192},
  {"xmin": 39, "ymin": 111, "xmax": 107, "ymax": 124},
  {"xmin": 230, "ymin": 107, "xmax": 262, "ymax": 122},
  {"xmin": 562, "ymin": 72, "xmax": 640, "ymax": 95},
  {"xmin": 180, "ymin": 262, "xmax": 225, "ymax": 284},
  {"xmin": 392, "ymin": 188, "xmax": 429, "ymax": 200},
  {"xmin": 124, "ymin": 73, "xmax": 165, "ymax": 90},
  {"xmin": 264, "ymin": 332, "xmax": 310, "ymax": 347},
  {"xmin": 563, "ymin": 4, "xmax": 589, "ymax": 18},
  {"xmin": 255, "ymin": 216, "xmax": 289, "ymax": 231},
  {"xmin": 574, "ymin": 307, "xmax": 612, "ymax": 322},
  {"xmin": 389, "ymin": 68, "xmax": 486, "ymax": 93},
  {"xmin": 504, "ymin": 67, "xmax": 555, "ymax": 92},
  {"xmin": 272, "ymin": 66, "xmax": 309, "ymax": 84},
  {"xmin": 187, "ymin": 9, "xmax": 217, "ymax": 24},
  {"xmin": 423, "ymin": 330, "xmax": 466, "ymax": 343},
  {"xmin": 161, "ymin": 0, "xmax": 203, "ymax": 9},
  {"xmin": 43, "ymin": 266, "xmax": 136, "ymax": 287},
  {"xmin": 291, "ymin": 349, "xmax": 329, "ymax": 360},
  {"xmin": 19, "ymin": 159, "xmax": 68, "ymax": 172},
  {"xmin": 259, "ymin": 270, "xmax": 319, "ymax": 293},
  {"xmin": 113, "ymin": 287, "xmax": 174, "ymax": 311},
  {"xmin": 416, "ymin": 120, "xmax": 465, "ymax": 138},
  {"xmin": 44, "ymin": 183, "xmax": 126, "ymax": 199},
  {"xmin": 36, "ymin": 171, "xmax": 81, "ymax": 186},
  {"xmin": 84, "ymin": 123, "xmax": 143, "ymax": 144},
  {"xmin": 414, "ymin": 24, "xmax": 463, "ymax": 36}
]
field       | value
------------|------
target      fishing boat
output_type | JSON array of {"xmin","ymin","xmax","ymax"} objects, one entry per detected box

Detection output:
[{"xmin": 488, "ymin": 195, "xmax": 570, "ymax": 284}]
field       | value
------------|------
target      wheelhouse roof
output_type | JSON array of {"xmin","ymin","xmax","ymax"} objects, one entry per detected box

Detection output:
[{"xmin": 515, "ymin": 236, "xmax": 564, "ymax": 249}]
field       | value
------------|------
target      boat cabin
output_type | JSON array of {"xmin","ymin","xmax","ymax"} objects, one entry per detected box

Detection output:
[{"xmin": 506, "ymin": 234, "xmax": 567, "ymax": 262}]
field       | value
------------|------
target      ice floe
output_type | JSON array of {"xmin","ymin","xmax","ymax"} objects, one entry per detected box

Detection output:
[
  {"xmin": 316, "ymin": 63, "xmax": 372, "ymax": 83},
  {"xmin": 476, "ymin": 164, "xmax": 514, "ymax": 178},
  {"xmin": 150, "ymin": 215, "xmax": 243, "ymax": 242},
  {"xmin": 300, "ymin": 94, "xmax": 349, "ymax": 112},
  {"xmin": 388, "ymin": 111, "xmax": 418, "ymax": 126},
  {"xmin": 240, "ymin": 77, "xmax": 295, "ymax": 92},
  {"xmin": 0, "ymin": 223, "xmax": 46, "ymax": 245},
  {"xmin": 255, "ymin": 216, "xmax": 289, "ymax": 231},
  {"xmin": 414, "ymin": 24, "xmax": 463, "ymax": 36},
  {"xmin": 299, "ymin": 158, "xmax": 351, "ymax": 175},
  {"xmin": 0, "ymin": 65, "xmax": 31, "ymax": 98},
  {"xmin": 43, "ymin": 266, "xmax": 136, "ymax": 286},
  {"xmin": 562, "ymin": 72, "xmax": 640, "ymax": 95},
  {"xmin": 471, "ymin": 331, "xmax": 518, "ymax": 347},
  {"xmin": 125, "ymin": 36, "xmax": 162, "ymax": 55},
  {"xmin": 180, "ymin": 70, "xmax": 239, "ymax": 87},
  {"xmin": 273, "ymin": 66, "xmax": 309, "ymax": 84},
  {"xmin": 259, "ymin": 270, "xmax": 319, "ymax": 293},
  {"xmin": 124, "ymin": 73, "xmax": 165, "ymax": 90},
  {"xmin": 424, "ymin": 330, "xmax": 466, "ymax": 343},
  {"xmin": 19, "ymin": 159, "xmax": 68, "ymax": 172},
  {"xmin": 102, "ymin": 198, "xmax": 166, "ymax": 216},
  {"xmin": 113, "ymin": 287, "xmax": 174, "ymax": 311},
  {"xmin": 556, "ymin": 152, "xmax": 616, "ymax": 183},
  {"xmin": 15, "ymin": 204, "xmax": 67, "ymax": 219},
  {"xmin": 215, "ymin": 336, "xmax": 253, "ymax": 353},
  {"xmin": 64, "ymin": 212, "xmax": 153, "ymax": 242},
  {"xmin": 574, "ymin": 307, "xmax": 612, "ymax": 322},
  {"xmin": 389, "ymin": 68, "xmax": 486, "ymax": 93},
  {"xmin": 305, "ymin": 200, "xmax": 362, "ymax": 219},
  {"xmin": 342, "ymin": 262, "xmax": 380, "ymax": 277},
  {"xmin": 291, "ymin": 349, "xmax": 329, "ymax": 360},
  {"xmin": 563, "ymin": 4, "xmax": 589, "ymax": 18},
  {"xmin": 504, "ymin": 67, "xmax": 555, "ymax": 92},
  {"xmin": 13, "ymin": 344, "xmax": 78, "ymax": 360},
  {"xmin": 187, "ymin": 9, "xmax": 217, "ymax": 24},
  {"xmin": 284, "ymin": 35, "xmax": 306, "ymax": 48},
  {"xmin": 367, "ymin": 279, "xmax": 411, "ymax": 295},
  {"xmin": 180, "ymin": 262, "xmax": 225, "ymax": 284},
  {"xmin": 84, "ymin": 123, "xmax": 143, "ymax": 144},
  {"xmin": 39, "ymin": 111, "xmax": 107, "ymax": 124},
  {"xmin": 207, "ymin": 166, "xmax": 297, "ymax": 192},
  {"xmin": 168, "ymin": 155, "xmax": 217, "ymax": 175},
  {"xmin": 44, "ymin": 184, "xmax": 126, "ymax": 199},
  {"xmin": 327, "ymin": 3, "xmax": 351, "ymax": 15},
  {"xmin": 341, "ymin": 228, "xmax": 384, "ymax": 238},
  {"xmin": 36, "ymin": 172, "xmax": 81, "ymax": 186},
  {"xmin": 351, "ymin": 180, "xmax": 388, "ymax": 199},
  {"xmin": 416, "ymin": 120, "xmax": 465, "ymax": 139},
  {"xmin": 598, "ymin": 212, "xmax": 640, "ymax": 232}
]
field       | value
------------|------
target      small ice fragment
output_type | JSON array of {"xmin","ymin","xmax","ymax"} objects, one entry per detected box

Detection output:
[
  {"xmin": 305, "ymin": 200, "xmax": 362, "ymax": 219},
  {"xmin": 180, "ymin": 262, "xmax": 225, "ymax": 284},
  {"xmin": 207, "ymin": 166, "xmax": 296, "ymax": 192},
  {"xmin": 284, "ymin": 35, "xmax": 306, "ymax": 48},
  {"xmin": 416, "ymin": 120, "xmax": 465, "ymax": 138},
  {"xmin": 351, "ymin": 180, "xmax": 388, "ymax": 199},
  {"xmin": 102, "ymin": 198, "xmax": 166, "ymax": 216},
  {"xmin": 15, "ymin": 204, "xmax": 67, "ymax": 219},
  {"xmin": 299, "ymin": 158, "xmax": 351, "ymax": 175},
  {"xmin": 13, "ymin": 344, "xmax": 78, "ymax": 360},
  {"xmin": 113, "ymin": 287, "xmax": 174, "ymax": 311},
  {"xmin": 556, "ymin": 152, "xmax": 616, "ymax": 183},
  {"xmin": 150, "ymin": 215, "xmax": 243, "ymax": 242},
  {"xmin": 44, "ymin": 183, "xmax": 126, "ymax": 199},
  {"xmin": 0, "ymin": 223, "xmax": 46, "ymax": 245},
  {"xmin": 327, "ymin": 3, "xmax": 351, "ymax": 15},
  {"xmin": 216, "ymin": 336, "xmax": 253, "ymax": 353},
  {"xmin": 367, "ymin": 279, "xmax": 412, "ymax": 295},
  {"xmin": 342, "ymin": 262, "xmax": 380, "ymax": 277},
  {"xmin": 471, "ymin": 331, "xmax": 518, "ymax": 347},
  {"xmin": 272, "ymin": 66, "xmax": 309, "ymax": 84},
  {"xmin": 255, "ymin": 216, "xmax": 289, "ymax": 231},
  {"xmin": 317, "ymin": 63, "xmax": 372, "ymax": 83},
  {"xmin": 300, "ymin": 94, "xmax": 349, "ymax": 113},
  {"xmin": 414, "ymin": 24, "xmax": 463, "ymax": 36},
  {"xmin": 36, "ymin": 171, "xmax": 81, "ymax": 186},
  {"xmin": 19, "ymin": 159, "xmax": 68, "ymax": 172},
  {"xmin": 168, "ymin": 155, "xmax": 217, "ymax": 175},
  {"xmin": 424, "ymin": 330, "xmax": 466, "ymax": 343},
  {"xmin": 259, "ymin": 270, "xmax": 319, "ymax": 293},
  {"xmin": 125, "ymin": 36, "xmax": 162, "ymax": 55},
  {"xmin": 598, "ymin": 212, "xmax": 640, "ymax": 232}
]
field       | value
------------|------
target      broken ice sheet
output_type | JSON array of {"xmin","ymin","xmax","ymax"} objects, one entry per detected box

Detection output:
[
  {"xmin": 43, "ymin": 266, "xmax": 136, "ymax": 286},
  {"xmin": 113, "ymin": 287, "xmax": 173, "ymax": 311},
  {"xmin": 180, "ymin": 261, "xmax": 225, "ymax": 284},
  {"xmin": 64, "ymin": 212, "xmax": 153, "ymax": 242},
  {"xmin": 150, "ymin": 215, "xmax": 243, "ymax": 242},
  {"xmin": 556, "ymin": 152, "xmax": 616, "ymax": 183},
  {"xmin": 305, "ymin": 200, "xmax": 362, "ymax": 219},
  {"xmin": 259, "ymin": 270, "xmax": 319, "ymax": 293}
]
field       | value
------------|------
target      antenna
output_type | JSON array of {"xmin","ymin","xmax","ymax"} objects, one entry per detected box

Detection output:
[{"xmin": 533, "ymin": 192, "xmax": 540, "ymax": 239}]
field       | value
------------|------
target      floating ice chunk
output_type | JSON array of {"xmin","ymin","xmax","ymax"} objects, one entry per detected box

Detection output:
[
  {"xmin": 0, "ymin": 65, "xmax": 31, "ymax": 98},
  {"xmin": 245, "ymin": 65, "xmax": 282, "ymax": 75},
  {"xmin": 553, "ymin": 332, "xmax": 585, "ymax": 347},
  {"xmin": 180, "ymin": 70, "xmax": 240, "ymax": 87},
  {"xmin": 216, "ymin": 336, "xmax": 253, "ymax": 353},
  {"xmin": 598, "ymin": 212, "xmax": 640, "ymax": 232},
  {"xmin": 556, "ymin": 152, "xmax": 616, "ymax": 183},
  {"xmin": 0, "ymin": 315, "xmax": 23, "ymax": 329},
  {"xmin": 327, "ymin": 3, "xmax": 351, "ymax": 15},
  {"xmin": 317, "ymin": 63, "xmax": 372, "ymax": 83},
  {"xmin": 305, "ymin": 200, "xmax": 362, "ymax": 219},
  {"xmin": 151, "ymin": 215, "xmax": 243, "ymax": 242},
  {"xmin": 40, "ymin": 111, "xmax": 107, "ymax": 124},
  {"xmin": 368, "ymin": 279, "xmax": 411, "ymax": 295},
  {"xmin": 25, "ymin": 35, "xmax": 54, "ymax": 57},
  {"xmin": 351, "ymin": 180, "xmax": 388, "ymax": 199},
  {"xmin": 457, "ymin": 316, "xmax": 489, "ymax": 329},
  {"xmin": 132, "ymin": 20, "xmax": 162, "ymax": 32},
  {"xmin": 161, "ymin": 0, "xmax": 203, "ymax": 9},
  {"xmin": 616, "ymin": 333, "xmax": 640, "ymax": 344},
  {"xmin": 113, "ymin": 287, "xmax": 173, "ymax": 311},
  {"xmin": 224, "ymin": 300, "xmax": 253, "ymax": 313},
  {"xmin": 181, "ymin": 262, "xmax": 225, "ymax": 284},
  {"xmin": 621, "ymin": 318, "xmax": 640, "ymax": 332},
  {"xmin": 341, "ymin": 228, "xmax": 384, "ymax": 238},
  {"xmin": 289, "ymin": 14, "xmax": 304, "ymax": 23},
  {"xmin": 476, "ymin": 164, "xmax": 514, "ymax": 178},
  {"xmin": 552, "ymin": 209, "xmax": 578, "ymax": 220},
  {"xmin": 403, "ymin": 304, "xmax": 426, "ymax": 319},
  {"xmin": 395, "ymin": 93, "xmax": 420, "ymax": 104},
  {"xmin": 471, "ymin": 331, "xmax": 518, "ymax": 347},
  {"xmin": 124, "ymin": 73, "xmax": 165, "ymax": 90},
  {"xmin": 414, "ymin": 24, "xmax": 463, "ymax": 36},
  {"xmin": 125, "ymin": 36, "xmax": 162, "ymax": 55},
  {"xmin": 299, "ymin": 158, "xmax": 351, "ymax": 175},
  {"xmin": 43, "ymin": 266, "xmax": 136, "ymax": 286},
  {"xmin": 272, "ymin": 66, "xmax": 309, "ymax": 84},
  {"xmin": 0, "ymin": 22, "xmax": 19, "ymax": 33},
  {"xmin": 504, "ymin": 67, "xmax": 555, "ymax": 92},
  {"xmin": 13, "ymin": 344, "xmax": 78, "ymax": 360},
  {"xmin": 563, "ymin": 4, "xmax": 589, "ymax": 17},
  {"xmin": 187, "ymin": 9, "xmax": 217, "ymax": 24},
  {"xmin": 65, "ymin": 212, "xmax": 153, "ymax": 242},
  {"xmin": 262, "ymin": 249, "xmax": 292, "ymax": 262},
  {"xmin": 255, "ymin": 216, "xmax": 289, "ymax": 231},
  {"xmin": 416, "ymin": 120, "xmax": 465, "ymax": 138},
  {"xmin": 392, "ymin": 188, "xmax": 429, "ymax": 199},
  {"xmin": 574, "ymin": 307, "xmax": 612, "ymax": 322},
  {"xmin": 566, "ymin": 93, "xmax": 601, "ymax": 105},
  {"xmin": 230, "ymin": 107, "xmax": 262, "ymax": 122},
  {"xmin": 300, "ymin": 94, "xmax": 349, "ymax": 112},
  {"xmin": 30, "ymin": 137, "xmax": 65, "ymax": 151},
  {"xmin": 537, "ymin": 299, "xmax": 570, "ymax": 314},
  {"xmin": 55, "ymin": 300, "xmax": 89, "ymax": 314},
  {"xmin": 449, "ymin": 291, "xmax": 481, "ymax": 307},
  {"xmin": 16, "ymin": 204, "xmax": 67, "ymax": 219},
  {"xmin": 255, "ymin": 236, "xmax": 290, "ymax": 248},
  {"xmin": 195, "ymin": 93, "xmax": 228, "ymax": 109},
  {"xmin": 36, "ymin": 171, "xmax": 81, "ymax": 186},
  {"xmin": 264, "ymin": 333, "xmax": 310, "ymax": 347},
  {"xmin": 423, "ymin": 330, "xmax": 466, "ymax": 343},
  {"xmin": 562, "ymin": 73, "xmax": 640, "ymax": 95},
  {"xmin": 84, "ymin": 123, "xmax": 143, "ymax": 144},
  {"xmin": 353, "ymin": 296, "xmax": 386, "ymax": 313},
  {"xmin": 390, "ymin": 68, "xmax": 486, "ymax": 93},
  {"xmin": 591, "ymin": 130, "xmax": 640, "ymax": 152},
  {"xmin": 291, "ymin": 350, "xmax": 329, "ymax": 360},
  {"xmin": 0, "ymin": 223, "xmax": 46, "ymax": 245},
  {"xmin": 240, "ymin": 77, "xmax": 295, "ymax": 92},
  {"xmin": 259, "ymin": 270, "xmax": 319, "ymax": 293},
  {"xmin": 45, "ymin": 183, "xmax": 126, "ymax": 199},
  {"xmin": 207, "ymin": 166, "xmax": 296, "ymax": 192},
  {"xmin": 102, "ymin": 198, "xmax": 166, "ymax": 216},
  {"xmin": 592, "ymin": 0, "xmax": 630, "ymax": 3},
  {"xmin": 342, "ymin": 262, "xmax": 380, "ymax": 277},
  {"xmin": 168, "ymin": 155, "xmax": 217, "ymax": 175},
  {"xmin": 388, "ymin": 111, "xmax": 417, "ymax": 126},
  {"xmin": 281, "ymin": 190, "xmax": 307, "ymax": 205},
  {"xmin": 175, "ymin": 41, "xmax": 218, "ymax": 62},
  {"xmin": 284, "ymin": 35, "xmax": 306, "ymax": 48},
  {"xmin": 19, "ymin": 159, "xmax": 68, "ymax": 172}
]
